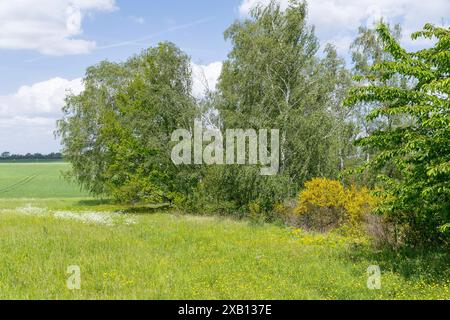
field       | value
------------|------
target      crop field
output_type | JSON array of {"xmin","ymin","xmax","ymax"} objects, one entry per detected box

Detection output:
[
  {"xmin": 0, "ymin": 162, "xmax": 448, "ymax": 300},
  {"xmin": 0, "ymin": 162, "xmax": 88, "ymax": 199}
]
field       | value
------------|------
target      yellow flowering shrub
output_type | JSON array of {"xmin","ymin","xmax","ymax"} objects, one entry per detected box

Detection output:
[
  {"xmin": 295, "ymin": 178, "xmax": 377, "ymax": 232},
  {"xmin": 344, "ymin": 185, "xmax": 378, "ymax": 226},
  {"xmin": 295, "ymin": 178, "xmax": 346, "ymax": 213}
]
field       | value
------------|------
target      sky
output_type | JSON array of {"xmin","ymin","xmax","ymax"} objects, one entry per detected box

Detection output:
[{"xmin": 0, "ymin": 0, "xmax": 448, "ymax": 154}]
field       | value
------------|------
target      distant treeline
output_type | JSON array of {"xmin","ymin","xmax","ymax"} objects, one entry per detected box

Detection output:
[{"xmin": 0, "ymin": 152, "xmax": 62, "ymax": 161}]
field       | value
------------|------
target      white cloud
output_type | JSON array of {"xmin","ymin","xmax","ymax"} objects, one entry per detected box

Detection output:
[
  {"xmin": 0, "ymin": 77, "xmax": 83, "ymax": 118},
  {"xmin": 0, "ymin": 77, "xmax": 83, "ymax": 153},
  {"xmin": 191, "ymin": 62, "xmax": 223, "ymax": 98},
  {"xmin": 238, "ymin": 0, "xmax": 450, "ymax": 54},
  {"xmin": 0, "ymin": 0, "xmax": 117, "ymax": 55},
  {"xmin": 0, "ymin": 116, "xmax": 56, "ymax": 129}
]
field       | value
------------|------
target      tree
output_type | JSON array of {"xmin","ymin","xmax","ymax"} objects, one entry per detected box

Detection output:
[
  {"xmin": 57, "ymin": 42, "xmax": 199, "ymax": 203},
  {"xmin": 347, "ymin": 22, "xmax": 412, "ymax": 186},
  {"xmin": 351, "ymin": 23, "xmax": 410, "ymax": 153},
  {"xmin": 345, "ymin": 23, "xmax": 450, "ymax": 247},
  {"xmin": 209, "ymin": 0, "xmax": 354, "ymax": 212}
]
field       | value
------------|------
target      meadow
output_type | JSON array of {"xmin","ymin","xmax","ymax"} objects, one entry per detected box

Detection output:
[{"xmin": 0, "ymin": 162, "xmax": 448, "ymax": 300}]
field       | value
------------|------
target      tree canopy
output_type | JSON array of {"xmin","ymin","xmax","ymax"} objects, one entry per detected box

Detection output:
[
  {"xmin": 345, "ymin": 23, "xmax": 450, "ymax": 246},
  {"xmin": 203, "ymin": 0, "xmax": 355, "ymax": 213},
  {"xmin": 58, "ymin": 42, "xmax": 198, "ymax": 203}
]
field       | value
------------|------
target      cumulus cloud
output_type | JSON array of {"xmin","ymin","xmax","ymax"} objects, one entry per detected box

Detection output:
[
  {"xmin": 0, "ymin": 77, "xmax": 83, "ymax": 119},
  {"xmin": 191, "ymin": 62, "xmax": 223, "ymax": 98},
  {"xmin": 0, "ymin": 0, "xmax": 117, "ymax": 55},
  {"xmin": 238, "ymin": 0, "xmax": 449, "ymax": 54},
  {"xmin": 0, "ymin": 77, "xmax": 83, "ymax": 153}
]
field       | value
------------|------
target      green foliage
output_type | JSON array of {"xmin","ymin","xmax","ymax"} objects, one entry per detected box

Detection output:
[
  {"xmin": 348, "ymin": 22, "xmax": 411, "ymax": 187},
  {"xmin": 205, "ymin": 0, "xmax": 355, "ymax": 214},
  {"xmin": 219, "ymin": 1, "xmax": 354, "ymax": 180},
  {"xmin": 208, "ymin": 166, "xmax": 291, "ymax": 216},
  {"xmin": 110, "ymin": 174, "xmax": 164, "ymax": 205},
  {"xmin": 345, "ymin": 23, "xmax": 450, "ymax": 247},
  {"xmin": 57, "ymin": 42, "xmax": 199, "ymax": 203},
  {"xmin": 181, "ymin": 166, "xmax": 291, "ymax": 220}
]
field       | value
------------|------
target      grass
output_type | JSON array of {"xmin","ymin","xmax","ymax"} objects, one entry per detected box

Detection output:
[
  {"xmin": 0, "ymin": 162, "xmax": 448, "ymax": 300},
  {"xmin": 0, "ymin": 162, "xmax": 88, "ymax": 198}
]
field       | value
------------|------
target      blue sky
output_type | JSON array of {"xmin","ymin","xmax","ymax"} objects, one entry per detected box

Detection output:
[
  {"xmin": 0, "ymin": 0, "xmax": 240, "ymax": 94},
  {"xmin": 0, "ymin": 0, "xmax": 448, "ymax": 154}
]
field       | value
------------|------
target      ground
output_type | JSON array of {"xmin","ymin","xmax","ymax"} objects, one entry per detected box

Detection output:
[{"xmin": 0, "ymin": 162, "xmax": 448, "ymax": 299}]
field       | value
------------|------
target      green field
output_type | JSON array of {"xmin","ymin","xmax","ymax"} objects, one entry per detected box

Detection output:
[
  {"xmin": 0, "ymin": 162, "xmax": 448, "ymax": 299},
  {"xmin": 0, "ymin": 162, "xmax": 88, "ymax": 198}
]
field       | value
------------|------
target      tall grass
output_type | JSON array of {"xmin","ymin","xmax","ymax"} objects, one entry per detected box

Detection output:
[{"xmin": 0, "ymin": 203, "xmax": 448, "ymax": 299}]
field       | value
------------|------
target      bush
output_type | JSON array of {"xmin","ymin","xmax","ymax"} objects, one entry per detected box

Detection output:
[
  {"xmin": 110, "ymin": 175, "xmax": 164, "ymax": 204},
  {"xmin": 196, "ymin": 166, "xmax": 294, "ymax": 221},
  {"xmin": 294, "ymin": 178, "xmax": 346, "ymax": 232},
  {"xmin": 248, "ymin": 201, "xmax": 265, "ymax": 224},
  {"xmin": 364, "ymin": 214, "xmax": 403, "ymax": 248},
  {"xmin": 345, "ymin": 185, "xmax": 379, "ymax": 226},
  {"xmin": 178, "ymin": 180, "xmax": 239, "ymax": 216},
  {"xmin": 294, "ymin": 178, "xmax": 377, "ymax": 232}
]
